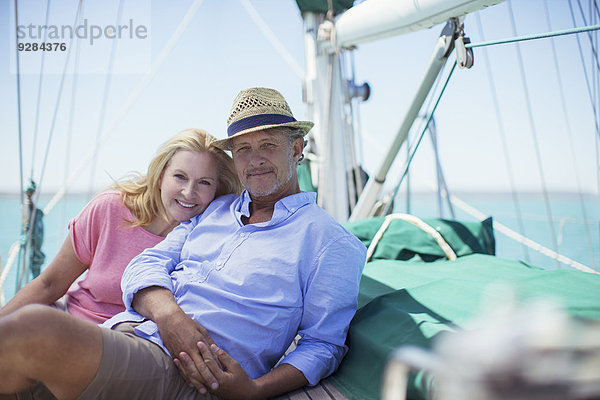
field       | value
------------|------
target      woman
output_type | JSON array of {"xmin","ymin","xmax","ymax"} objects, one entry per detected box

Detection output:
[{"xmin": 0, "ymin": 129, "xmax": 240, "ymax": 324}]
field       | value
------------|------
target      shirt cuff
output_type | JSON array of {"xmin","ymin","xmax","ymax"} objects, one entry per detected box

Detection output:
[{"xmin": 280, "ymin": 340, "xmax": 345, "ymax": 385}]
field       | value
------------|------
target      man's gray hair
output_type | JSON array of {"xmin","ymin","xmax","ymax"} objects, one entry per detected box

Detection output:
[
  {"xmin": 287, "ymin": 128, "xmax": 305, "ymax": 146},
  {"xmin": 286, "ymin": 128, "xmax": 307, "ymax": 164}
]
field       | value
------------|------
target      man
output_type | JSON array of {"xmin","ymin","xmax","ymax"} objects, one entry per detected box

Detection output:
[{"xmin": 0, "ymin": 87, "xmax": 366, "ymax": 400}]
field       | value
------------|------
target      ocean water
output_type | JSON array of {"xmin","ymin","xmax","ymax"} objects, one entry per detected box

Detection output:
[{"xmin": 1, "ymin": 192, "xmax": 599, "ymax": 303}]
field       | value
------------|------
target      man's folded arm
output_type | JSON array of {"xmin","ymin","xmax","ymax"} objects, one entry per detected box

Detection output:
[
  {"xmin": 121, "ymin": 220, "xmax": 193, "ymax": 309},
  {"xmin": 284, "ymin": 234, "xmax": 367, "ymax": 385}
]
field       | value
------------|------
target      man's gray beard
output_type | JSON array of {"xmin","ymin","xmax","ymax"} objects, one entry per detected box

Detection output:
[{"xmin": 248, "ymin": 149, "xmax": 295, "ymax": 198}]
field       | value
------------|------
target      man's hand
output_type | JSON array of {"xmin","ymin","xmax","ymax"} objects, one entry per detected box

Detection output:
[
  {"xmin": 179, "ymin": 342, "xmax": 258, "ymax": 400},
  {"xmin": 131, "ymin": 286, "xmax": 218, "ymax": 393},
  {"xmin": 157, "ymin": 310, "xmax": 220, "ymax": 393}
]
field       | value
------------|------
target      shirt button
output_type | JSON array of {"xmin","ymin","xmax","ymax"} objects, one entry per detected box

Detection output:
[{"xmin": 240, "ymin": 233, "xmax": 246, "ymax": 238}]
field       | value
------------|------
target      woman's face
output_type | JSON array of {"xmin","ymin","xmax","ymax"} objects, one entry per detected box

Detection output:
[{"xmin": 159, "ymin": 150, "xmax": 219, "ymax": 224}]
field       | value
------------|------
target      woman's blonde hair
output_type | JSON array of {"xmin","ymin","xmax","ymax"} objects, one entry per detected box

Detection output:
[{"xmin": 113, "ymin": 128, "xmax": 241, "ymax": 227}]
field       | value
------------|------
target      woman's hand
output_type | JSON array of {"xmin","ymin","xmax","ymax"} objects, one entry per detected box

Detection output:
[
  {"xmin": 131, "ymin": 286, "xmax": 219, "ymax": 393},
  {"xmin": 178, "ymin": 342, "xmax": 258, "ymax": 400},
  {"xmin": 156, "ymin": 310, "xmax": 220, "ymax": 393}
]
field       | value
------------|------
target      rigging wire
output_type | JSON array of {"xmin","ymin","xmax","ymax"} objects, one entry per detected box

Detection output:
[
  {"xmin": 11, "ymin": 0, "xmax": 26, "ymax": 297},
  {"xmin": 15, "ymin": 0, "xmax": 84, "ymax": 291},
  {"xmin": 4, "ymin": 0, "xmax": 206, "ymax": 296},
  {"xmin": 29, "ymin": 0, "xmax": 52, "ymax": 181},
  {"xmin": 397, "ymin": 55, "xmax": 449, "ymax": 215},
  {"xmin": 42, "ymin": 0, "xmax": 206, "ymax": 217},
  {"xmin": 567, "ymin": 1, "xmax": 600, "ymax": 146},
  {"xmin": 596, "ymin": 0, "xmax": 600, "ymax": 196},
  {"xmin": 349, "ymin": 51, "xmax": 365, "ymax": 166},
  {"xmin": 13, "ymin": 0, "xmax": 25, "ymax": 208},
  {"xmin": 575, "ymin": 0, "xmax": 600, "ymax": 73},
  {"xmin": 406, "ymin": 59, "xmax": 453, "ymax": 218},
  {"xmin": 239, "ymin": 0, "xmax": 304, "ymax": 79},
  {"xmin": 506, "ymin": 0, "xmax": 560, "ymax": 267},
  {"xmin": 34, "ymin": 0, "xmax": 84, "ymax": 203},
  {"xmin": 87, "ymin": 0, "xmax": 125, "ymax": 199},
  {"xmin": 575, "ymin": 0, "xmax": 600, "ymax": 189},
  {"xmin": 344, "ymin": 50, "xmax": 366, "ymax": 203},
  {"xmin": 339, "ymin": 52, "xmax": 362, "ymax": 208},
  {"xmin": 59, "ymin": 1, "xmax": 86, "ymax": 249},
  {"xmin": 592, "ymin": 0, "xmax": 600, "ymax": 195},
  {"xmin": 474, "ymin": 11, "xmax": 530, "ymax": 262},
  {"xmin": 466, "ymin": 23, "xmax": 600, "ymax": 48},
  {"xmin": 383, "ymin": 61, "xmax": 458, "ymax": 216},
  {"xmin": 543, "ymin": 0, "xmax": 596, "ymax": 268},
  {"xmin": 572, "ymin": 1, "xmax": 600, "ymax": 194}
]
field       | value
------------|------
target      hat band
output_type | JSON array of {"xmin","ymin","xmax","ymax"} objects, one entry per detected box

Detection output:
[{"xmin": 227, "ymin": 114, "xmax": 297, "ymax": 137}]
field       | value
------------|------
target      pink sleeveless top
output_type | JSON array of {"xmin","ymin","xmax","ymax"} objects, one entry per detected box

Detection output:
[{"xmin": 66, "ymin": 191, "xmax": 163, "ymax": 324}]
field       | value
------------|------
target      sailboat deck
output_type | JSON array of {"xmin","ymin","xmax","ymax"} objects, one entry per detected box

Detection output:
[{"xmin": 273, "ymin": 379, "xmax": 347, "ymax": 400}]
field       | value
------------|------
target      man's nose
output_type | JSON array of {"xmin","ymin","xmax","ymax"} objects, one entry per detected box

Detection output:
[{"xmin": 247, "ymin": 150, "xmax": 265, "ymax": 166}]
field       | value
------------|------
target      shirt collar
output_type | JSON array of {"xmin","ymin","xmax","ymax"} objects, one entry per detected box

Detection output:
[{"xmin": 236, "ymin": 190, "xmax": 316, "ymax": 226}]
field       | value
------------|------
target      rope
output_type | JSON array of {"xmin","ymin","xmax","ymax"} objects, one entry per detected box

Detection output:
[
  {"xmin": 474, "ymin": 12, "xmax": 530, "ymax": 262},
  {"xmin": 465, "ymin": 23, "xmax": 600, "ymax": 48},
  {"xmin": 382, "ymin": 61, "xmax": 457, "ymax": 216},
  {"xmin": 366, "ymin": 214, "xmax": 457, "ymax": 262},
  {"xmin": 447, "ymin": 193, "xmax": 599, "ymax": 275},
  {"xmin": 544, "ymin": 0, "xmax": 596, "ymax": 268},
  {"xmin": 507, "ymin": 0, "xmax": 560, "ymax": 267},
  {"xmin": 239, "ymin": 0, "xmax": 304, "ymax": 79},
  {"xmin": 0, "ymin": 243, "xmax": 20, "ymax": 306}
]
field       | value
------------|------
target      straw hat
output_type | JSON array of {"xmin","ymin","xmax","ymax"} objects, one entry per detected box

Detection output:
[{"xmin": 213, "ymin": 87, "xmax": 314, "ymax": 150}]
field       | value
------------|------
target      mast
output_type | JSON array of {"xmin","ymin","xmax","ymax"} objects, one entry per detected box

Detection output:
[
  {"xmin": 302, "ymin": 0, "xmax": 504, "ymax": 221},
  {"xmin": 303, "ymin": 12, "xmax": 353, "ymax": 221}
]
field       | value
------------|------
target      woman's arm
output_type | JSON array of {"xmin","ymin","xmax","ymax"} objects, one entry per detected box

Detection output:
[{"xmin": 0, "ymin": 236, "xmax": 88, "ymax": 318}]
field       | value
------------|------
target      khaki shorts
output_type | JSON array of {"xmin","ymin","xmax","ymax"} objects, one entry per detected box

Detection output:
[{"xmin": 16, "ymin": 322, "xmax": 221, "ymax": 400}]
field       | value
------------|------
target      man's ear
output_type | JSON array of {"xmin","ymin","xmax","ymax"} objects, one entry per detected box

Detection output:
[{"xmin": 292, "ymin": 137, "xmax": 305, "ymax": 161}]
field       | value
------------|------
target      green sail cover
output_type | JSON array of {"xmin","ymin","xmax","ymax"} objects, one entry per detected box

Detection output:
[
  {"xmin": 328, "ymin": 217, "xmax": 600, "ymax": 400},
  {"xmin": 297, "ymin": 161, "xmax": 316, "ymax": 193},
  {"xmin": 345, "ymin": 216, "xmax": 496, "ymax": 261}
]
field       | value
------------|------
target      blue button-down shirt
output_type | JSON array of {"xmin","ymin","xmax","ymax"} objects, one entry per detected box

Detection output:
[{"xmin": 104, "ymin": 191, "xmax": 366, "ymax": 385}]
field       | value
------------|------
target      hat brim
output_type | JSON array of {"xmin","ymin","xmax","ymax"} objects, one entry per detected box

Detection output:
[{"xmin": 212, "ymin": 121, "xmax": 314, "ymax": 150}]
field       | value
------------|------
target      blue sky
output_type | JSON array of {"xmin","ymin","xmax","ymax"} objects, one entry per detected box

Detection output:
[{"xmin": 1, "ymin": 0, "xmax": 598, "ymax": 198}]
